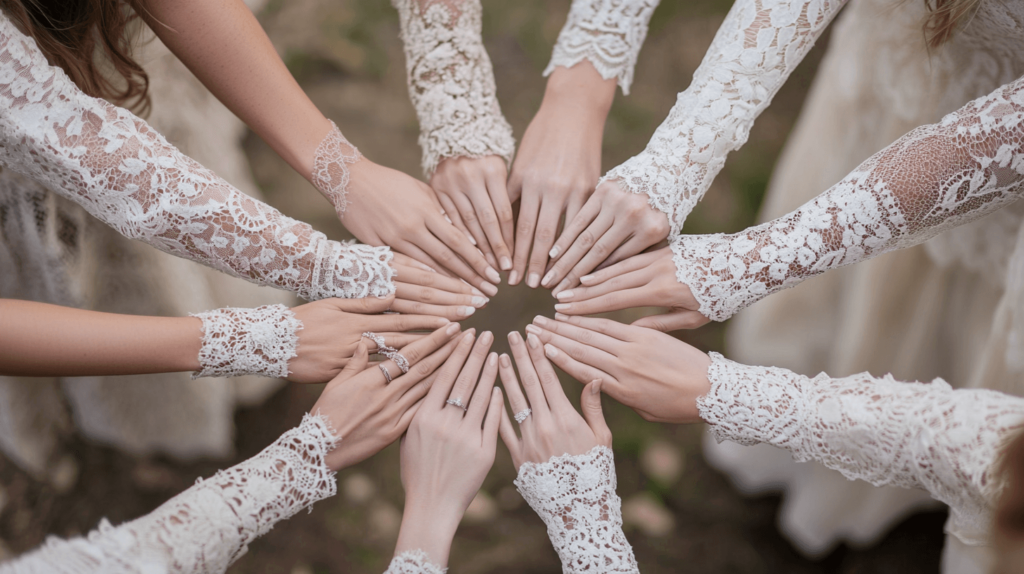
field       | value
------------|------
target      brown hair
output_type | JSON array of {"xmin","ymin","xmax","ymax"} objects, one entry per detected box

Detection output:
[
  {"xmin": 1, "ymin": 0, "xmax": 150, "ymax": 115},
  {"xmin": 923, "ymin": 0, "xmax": 981, "ymax": 48}
]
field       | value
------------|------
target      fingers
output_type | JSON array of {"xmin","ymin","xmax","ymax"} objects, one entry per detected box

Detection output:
[
  {"xmin": 425, "ymin": 330, "xmax": 477, "ymax": 407},
  {"xmin": 538, "ymin": 339, "xmax": 612, "ymax": 387},
  {"xmin": 449, "ymin": 191, "xmax": 488, "ymax": 253},
  {"xmin": 525, "ymin": 205, "xmax": 561, "ymax": 288},
  {"xmin": 427, "ymin": 217, "xmax": 502, "ymax": 287},
  {"xmin": 553, "ymin": 267, "xmax": 649, "ymax": 305},
  {"xmin": 448, "ymin": 331, "xmax": 494, "ymax": 407},
  {"xmin": 529, "ymin": 325, "xmax": 622, "ymax": 373},
  {"xmin": 541, "ymin": 212, "xmax": 612, "ymax": 290},
  {"xmin": 385, "ymin": 323, "xmax": 463, "ymax": 392},
  {"xmin": 394, "ymin": 243, "xmax": 454, "ymax": 279},
  {"xmin": 393, "ymin": 337, "xmax": 460, "ymax": 407},
  {"xmin": 335, "ymin": 342, "xmax": 369, "ymax": 384},
  {"xmin": 632, "ymin": 311, "xmax": 711, "ymax": 332},
  {"xmin": 466, "ymin": 352, "xmax": 498, "ymax": 424},
  {"xmin": 418, "ymin": 231, "xmax": 494, "ymax": 294},
  {"xmin": 394, "ymin": 281, "xmax": 486, "ymax": 309},
  {"xmin": 392, "ymin": 253, "xmax": 436, "ymax": 273},
  {"xmin": 524, "ymin": 332, "xmax": 573, "ymax": 412},
  {"xmin": 601, "ymin": 235, "xmax": 654, "ymax": 271},
  {"xmin": 367, "ymin": 332, "xmax": 425, "ymax": 352},
  {"xmin": 366, "ymin": 312, "xmax": 451, "ymax": 334},
  {"xmin": 392, "ymin": 263, "xmax": 482, "ymax": 297},
  {"xmin": 333, "ymin": 295, "xmax": 395, "ymax": 315},
  {"xmin": 580, "ymin": 380, "xmax": 612, "ymax": 446},
  {"xmin": 485, "ymin": 171, "xmax": 515, "ymax": 271},
  {"xmin": 469, "ymin": 191, "xmax": 511, "ymax": 273},
  {"xmin": 554, "ymin": 285, "xmax": 653, "ymax": 316},
  {"xmin": 510, "ymin": 195, "xmax": 539, "ymax": 286},
  {"xmin": 528, "ymin": 315, "xmax": 623, "ymax": 354},
  {"xmin": 498, "ymin": 353, "xmax": 530, "ymax": 424},
  {"xmin": 548, "ymin": 198, "xmax": 600, "ymax": 266},
  {"xmin": 482, "ymin": 388, "xmax": 503, "ymax": 447},
  {"xmin": 578, "ymin": 250, "xmax": 659, "ymax": 287},
  {"xmin": 498, "ymin": 405, "xmax": 520, "ymax": 466},
  {"xmin": 437, "ymin": 193, "xmax": 475, "ymax": 247},
  {"xmin": 552, "ymin": 313, "xmax": 636, "ymax": 342},
  {"xmin": 506, "ymin": 331, "xmax": 548, "ymax": 418},
  {"xmin": 389, "ymin": 298, "xmax": 479, "ymax": 321},
  {"xmin": 554, "ymin": 225, "xmax": 633, "ymax": 293}
]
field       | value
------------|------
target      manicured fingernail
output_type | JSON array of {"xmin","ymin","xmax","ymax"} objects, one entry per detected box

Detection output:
[
  {"xmin": 500, "ymin": 256, "xmax": 512, "ymax": 270},
  {"xmin": 527, "ymin": 333, "xmax": 540, "ymax": 348},
  {"xmin": 525, "ymin": 324, "xmax": 541, "ymax": 337},
  {"xmin": 541, "ymin": 270, "xmax": 555, "ymax": 287},
  {"xmin": 545, "ymin": 344, "xmax": 558, "ymax": 358},
  {"xmin": 591, "ymin": 379, "xmax": 601, "ymax": 395},
  {"xmin": 468, "ymin": 234, "xmax": 477, "ymax": 246},
  {"xmin": 508, "ymin": 331, "xmax": 522, "ymax": 344},
  {"xmin": 508, "ymin": 270, "xmax": 519, "ymax": 285},
  {"xmin": 555, "ymin": 313, "xmax": 569, "ymax": 321},
  {"xmin": 459, "ymin": 306, "xmax": 475, "ymax": 317},
  {"xmin": 480, "ymin": 330, "xmax": 493, "ymax": 344},
  {"xmin": 471, "ymin": 286, "xmax": 485, "ymax": 297},
  {"xmin": 480, "ymin": 282, "xmax": 498, "ymax": 297},
  {"xmin": 549, "ymin": 246, "xmax": 560, "ymax": 259},
  {"xmin": 499, "ymin": 353, "xmax": 511, "ymax": 368},
  {"xmin": 553, "ymin": 280, "xmax": 570, "ymax": 296},
  {"xmin": 527, "ymin": 273, "xmax": 540, "ymax": 288},
  {"xmin": 556, "ymin": 290, "xmax": 573, "ymax": 301},
  {"xmin": 463, "ymin": 330, "xmax": 476, "ymax": 341},
  {"xmin": 472, "ymin": 296, "xmax": 488, "ymax": 308},
  {"xmin": 581, "ymin": 274, "xmax": 595, "ymax": 284},
  {"xmin": 533, "ymin": 315, "xmax": 549, "ymax": 327},
  {"xmin": 446, "ymin": 323, "xmax": 461, "ymax": 335},
  {"xmin": 486, "ymin": 267, "xmax": 501, "ymax": 283},
  {"xmin": 488, "ymin": 353, "xmax": 497, "ymax": 366},
  {"xmin": 555, "ymin": 303, "xmax": 571, "ymax": 311}
]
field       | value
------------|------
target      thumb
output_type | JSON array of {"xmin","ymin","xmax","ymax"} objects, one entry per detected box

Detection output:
[
  {"xmin": 335, "ymin": 295, "xmax": 395, "ymax": 315},
  {"xmin": 581, "ymin": 380, "xmax": 612, "ymax": 447},
  {"xmin": 341, "ymin": 343, "xmax": 369, "ymax": 379}
]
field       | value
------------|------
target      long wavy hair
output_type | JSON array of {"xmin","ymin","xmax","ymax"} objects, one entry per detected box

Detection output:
[{"xmin": 1, "ymin": 0, "xmax": 150, "ymax": 115}]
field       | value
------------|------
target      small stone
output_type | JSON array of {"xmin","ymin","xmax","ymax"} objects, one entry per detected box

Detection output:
[
  {"xmin": 640, "ymin": 440, "xmax": 683, "ymax": 485},
  {"xmin": 343, "ymin": 473, "xmax": 375, "ymax": 504},
  {"xmin": 622, "ymin": 493, "xmax": 675, "ymax": 537},
  {"xmin": 463, "ymin": 491, "xmax": 498, "ymax": 523}
]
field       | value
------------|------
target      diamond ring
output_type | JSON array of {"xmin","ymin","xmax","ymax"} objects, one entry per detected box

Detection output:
[
  {"xmin": 445, "ymin": 397, "xmax": 467, "ymax": 411},
  {"xmin": 378, "ymin": 363, "xmax": 393, "ymax": 383},
  {"xmin": 514, "ymin": 408, "xmax": 532, "ymax": 424}
]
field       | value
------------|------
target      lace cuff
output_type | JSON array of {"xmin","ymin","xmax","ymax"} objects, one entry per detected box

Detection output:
[
  {"xmin": 312, "ymin": 121, "xmax": 362, "ymax": 218},
  {"xmin": 191, "ymin": 304, "xmax": 301, "ymax": 379},
  {"xmin": 384, "ymin": 550, "xmax": 447, "ymax": 574},
  {"xmin": 515, "ymin": 446, "xmax": 638, "ymax": 573},
  {"xmin": 393, "ymin": 0, "xmax": 516, "ymax": 178},
  {"xmin": 544, "ymin": 0, "xmax": 659, "ymax": 95}
]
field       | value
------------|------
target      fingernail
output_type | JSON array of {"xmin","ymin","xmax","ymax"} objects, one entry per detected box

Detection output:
[
  {"xmin": 556, "ymin": 290, "xmax": 573, "ymax": 301},
  {"xmin": 480, "ymin": 282, "xmax": 498, "ymax": 297},
  {"xmin": 463, "ymin": 331, "xmax": 475, "ymax": 341},
  {"xmin": 471, "ymin": 296, "xmax": 488, "ymax": 308},
  {"xmin": 500, "ymin": 256, "xmax": 512, "ymax": 271},
  {"xmin": 544, "ymin": 344, "xmax": 558, "ymax": 358},
  {"xmin": 508, "ymin": 331, "xmax": 522, "ymax": 344},
  {"xmin": 555, "ymin": 312, "xmax": 569, "ymax": 321},
  {"xmin": 527, "ymin": 333, "xmax": 540, "ymax": 348},
  {"xmin": 468, "ymin": 234, "xmax": 477, "ymax": 246},
  {"xmin": 541, "ymin": 270, "xmax": 555, "ymax": 287},
  {"xmin": 486, "ymin": 267, "xmax": 501, "ymax": 283},
  {"xmin": 533, "ymin": 315, "xmax": 549, "ymax": 327},
  {"xmin": 488, "ymin": 353, "xmax": 497, "ymax": 366},
  {"xmin": 554, "ymin": 279, "xmax": 571, "ymax": 295},
  {"xmin": 527, "ymin": 273, "xmax": 540, "ymax": 288},
  {"xmin": 508, "ymin": 270, "xmax": 520, "ymax": 285},
  {"xmin": 471, "ymin": 286, "xmax": 485, "ymax": 297},
  {"xmin": 446, "ymin": 323, "xmax": 461, "ymax": 335},
  {"xmin": 549, "ymin": 246, "xmax": 560, "ymax": 259},
  {"xmin": 581, "ymin": 274, "xmax": 595, "ymax": 284},
  {"xmin": 555, "ymin": 303, "xmax": 571, "ymax": 311},
  {"xmin": 591, "ymin": 379, "xmax": 602, "ymax": 395},
  {"xmin": 500, "ymin": 353, "xmax": 511, "ymax": 368},
  {"xmin": 524, "ymin": 324, "xmax": 541, "ymax": 336},
  {"xmin": 480, "ymin": 330, "xmax": 493, "ymax": 343},
  {"xmin": 459, "ymin": 306, "xmax": 475, "ymax": 317}
]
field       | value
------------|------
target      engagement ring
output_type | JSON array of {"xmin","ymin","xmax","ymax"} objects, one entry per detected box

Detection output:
[
  {"xmin": 514, "ymin": 408, "xmax": 532, "ymax": 424},
  {"xmin": 445, "ymin": 397, "xmax": 467, "ymax": 411}
]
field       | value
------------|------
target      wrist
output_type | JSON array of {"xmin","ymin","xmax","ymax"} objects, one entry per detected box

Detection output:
[
  {"xmin": 394, "ymin": 501, "xmax": 462, "ymax": 567},
  {"xmin": 543, "ymin": 62, "xmax": 616, "ymax": 119},
  {"xmin": 190, "ymin": 305, "xmax": 301, "ymax": 379}
]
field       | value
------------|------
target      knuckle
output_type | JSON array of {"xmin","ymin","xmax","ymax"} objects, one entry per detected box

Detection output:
[
  {"xmin": 517, "ymin": 219, "xmax": 535, "ymax": 236},
  {"xmin": 578, "ymin": 230, "xmax": 596, "ymax": 249},
  {"xmin": 496, "ymin": 207, "xmax": 514, "ymax": 223},
  {"xmin": 569, "ymin": 345, "xmax": 589, "ymax": 362},
  {"xmin": 534, "ymin": 228, "xmax": 556, "ymax": 244},
  {"xmin": 479, "ymin": 210, "xmax": 498, "ymax": 225}
]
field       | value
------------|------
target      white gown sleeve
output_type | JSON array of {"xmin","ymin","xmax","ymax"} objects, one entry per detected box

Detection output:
[
  {"xmin": 0, "ymin": 413, "xmax": 338, "ymax": 574},
  {"xmin": 514, "ymin": 446, "xmax": 639, "ymax": 573},
  {"xmin": 392, "ymin": 0, "xmax": 516, "ymax": 179},
  {"xmin": 602, "ymin": 0, "xmax": 847, "ymax": 234},
  {"xmin": 190, "ymin": 304, "xmax": 302, "ymax": 379},
  {"xmin": 672, "ymin": 75, "xmax": 1024, "ymax": 321},
  {"xmin": 383, "ymin": 550, "xmax": 447, "ymax": 574},
  {"xmin": 0, "ymin": 14, "xmax": 394, "ymax": 302},
  {"xmin": 544, "ymin": 0, "xmax": 660, "ymax": 95},
  {"xmin": 697, "ymin": 353, "xmax": 1024, "ymax": 544}
]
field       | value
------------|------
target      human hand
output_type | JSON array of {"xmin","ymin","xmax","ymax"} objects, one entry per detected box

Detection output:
[
  {"xmin": 526, "ymin": 315, "xmax": 711, "ymax": 424},
  {"xmin": 394, "ymin": 330, "xmax": 503, "ymax": 567},
  {"xmin": 543, "ymin": 179, "xmax": 670, "ymax": 295},
  {"xmin": 312, "ymin": 322, "xmax": 466, "ymax": 471},
  {"xmin": 497, "ymin": 331, "xmax": 611, "ymax": 470},
  {"xmin": 431, "ymin": 156, "xmax": 515, "ymax": 273},
  {"xmin": 552, "ymin": 247, "xmax": 710, "ymax": 331},
  {"xmin": 507, "ymin": 63, "xmax": 614, "ymax": 288},
  {"xmin": 342, "ymin": 158, "xmax": 501, "ymax": 296},
  {"xmin": 390, "ymin": 253, "xmax": 490, "ymax": 319}
]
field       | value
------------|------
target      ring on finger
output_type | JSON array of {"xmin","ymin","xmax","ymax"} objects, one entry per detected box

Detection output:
[
  {"xmin": 378, "ymin": 363, "xmax": 393, "ymax": 384},
  {"xmin": 514, "ymin": 408, "xmax": 532, "ymax": 424},
  {"xmin": 445, "ymin": 397, "xmax": 467, "ymax": 412},
  {"xmin": 391, "ymin": 352, "xmax": 410, "ymax": 374},
  {"xmin": 362, "ymin": 332, "xmax": 393, "ymax": 355}
]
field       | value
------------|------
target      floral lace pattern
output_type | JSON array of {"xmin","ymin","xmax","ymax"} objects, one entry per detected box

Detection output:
[
  {"xmin": 515, "ymin": 446, "xmax": 638, "ymax": 573},
  {"xmin": 544, "ymin": 0, "xmax": 659, "ymax": 95},
  {"xmin": 0, "ymin": 14, "xmax": 395, "ymax": 302},
  {"xmin": 191, "ymin": 304, "xmax": 301, "ymax": 379},
  {"xmin": 673, "ymin": 76, "xmax": 1024, "ymax": 322},
  {"xmin": 602, "ymin": 0, "xmax": 847, "ymax": 235},
  {"xmin": 697, "ymin": 353, "xmax": 1024, "ymax": 544},
  {"xmin": 0, "ymin": 413, "xmax": 339, "ymax": 573},
  {"xmin": 384, "ymin": 550, "xmax": 447, "ymax": 574},
  {"xmin": 312, "ymin": 121, "xmax": 362, "ymax": 219},
  {"xmin": 392, "ymin": 0, "xmax": 516, "ymax": 178}
]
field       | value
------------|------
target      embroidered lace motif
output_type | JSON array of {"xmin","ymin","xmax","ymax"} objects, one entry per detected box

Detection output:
[
  {"xmin": 602, "ymin": 0, "xmax": 847, "ymax": 235},
  {"xmin": 0, "ymin": 413, "xmax": 338, "ymax": 573},
  {"xmin": 392, "ymin": 0, "xmax": 516, "ymax": 178},
  {"xmin": 312, "ymin": 121, "xmax": 362, "ymax": 219},
  {"xmin": 697, "ymin": 353, "xmax": 1024, "ymax": 545},
  {"xmin": 0, "ymin": 14, "xmax": 395, "ymax": 302},
  {"xmin": 515, "ymin": 446, "xmax": 638, "ymax": 573},
  {"xmin": 191, "ymin": 304, "xmax": 301, "ymax": 379},
  {"xmin": 544, "ymin": 0, "xmax": 659, "ymax": 95},
  {"xmin": 384, "ymin": 550, "xmax": 447, "ymax": 574},
  {"xmin": 673, "ymin": 76, "xmax": 1024, "ymax": 322}
]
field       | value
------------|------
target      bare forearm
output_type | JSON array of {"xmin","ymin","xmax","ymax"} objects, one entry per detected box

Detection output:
[
  {"xmin": 0, "ymin": 300, "xmax": 201, "ymax": 377},
  {"xmin": 541, "ymin": 62, "xmax": 616, "ymax": 127}
]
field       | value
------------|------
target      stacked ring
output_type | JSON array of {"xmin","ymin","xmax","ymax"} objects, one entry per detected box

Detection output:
[
  {"xmin": 514, "ymin": 408, "xmax": 532, "ymax": 424},
  {"xmin": 445, "ymin": 397, "xmax": 467, "ymax": 411},
  {"xmin": 378, "ymin": 363, "xmax": 393, "ymax": 383},
  {"xmin": 363, "ymin": 332, "xmax": 410, "ymax": 374}
]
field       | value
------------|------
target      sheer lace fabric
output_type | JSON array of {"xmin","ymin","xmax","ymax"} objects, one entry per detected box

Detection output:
[
  {"xmin": 0, "ymin": 14, "xmax": 395, "ymax": 302},
  {"xmin": 544, "ymin": 0, "xmax": 660, "ymax": 94},
  {"xmin": 191, "ymin": 304, "xmax": 301, "ymax": 379},
  {"xmin": 602, "ymin": 0, "xmax": 847, "ymax": 235},
  {"xmin": 673, "ymin": 76, "xmax": 1024, "ymax": 322},
  {"xmin": 0, "ymin": 413, "xmax": 339, "ymax": 574},
  {"xmin": 384, "ymin": 550, "xmax": 447, "ymax": 574},
  {"xmin": 515, "ymin": 446, "xmax": 639, "ymax": 573},
  {"xmin": 392, "ymin": 0, "xmax": 516, "ymax": 178},
  {"xmin": 312, "ymin": 121, "xmax": 362, "ymax": 219},
  {"xmin": 697, "ymin": 353, "xmax": 1024, "ymax": 545}
]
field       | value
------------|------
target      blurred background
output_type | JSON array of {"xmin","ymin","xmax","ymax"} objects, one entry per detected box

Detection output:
[{"xmin": 0, "ymin": 0, "xmax": 947, "ymax": 572}]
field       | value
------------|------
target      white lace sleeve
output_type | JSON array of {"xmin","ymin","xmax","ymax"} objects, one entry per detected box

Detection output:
[
  {"xmin": 697, "ymin": 353, "xmax": 1024, "ymax": 544},
  {"xmin": 392, "ymin": 0, "xmax": 516, "ymax": 178},
  {"xmin": 0, "ymin": 14, "xmax": 395, "ymax": 302},
  {"xmin": 0, "ymin": 413, "xmax": 338, "ymax": 574},
  {"xmin": 602, "ymin": 0, "xmax": 847, "ymax": 234},
  {"xmin": 543, "ymin": 0, "xmax": 660, "ymax": 95},
  {"xmin": 672, "ymin": 76, "xmax": 1024, "ymax": 321},
  {"xmin": 191, "ymin": 304, "xmax": 301, "ymax": 379},
  {"xmin": 514, "ymin": 446, "xmax": 639, "ymax": 573},
  {"xmin": 383, "ymin": 550, "xmax": 447, "ymax": 574}
]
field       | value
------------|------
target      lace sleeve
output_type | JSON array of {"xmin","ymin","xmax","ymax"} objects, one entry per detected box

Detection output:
[
  {"xmin": 544, "ymin": 0, "xmax": 660, "ymax": 95},
  {"xmin": 392, "ymin": 0, "xmax": 516, "ymax": 178},
  {"xmin": 602, "ymin": 0, "xmax": 847, "ymax": 235},
  {"xmin": 191, "ymin": 304, "xmax": 302, "ymax": 379},
  {"xmin": 697, "ymin": 353, "xmax": 1024, "ymax": 544},
  {"xmin": 514, "ymin": 446, "xmax": 639, "ymax": 573},
  {"xmin": 0, "ymin": 413, "xmax": 338, "ymax": 574},
  {"xmin": 0, "ymin": 15, "xmax": 395, "ymax": 302},
  {"xmin": 383, "ymin": 550, "xmax": 447, "ymax": 574},
  {"xmin": 673, "ymin": 76, "xmax": 1024, "ymax": 321}
]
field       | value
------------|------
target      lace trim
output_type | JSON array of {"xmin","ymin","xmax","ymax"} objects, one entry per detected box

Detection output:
[
  {"xmin": 312, "ymin": 121, "xmax": 362, "ymax": 218},
  {"xmin": 392, "ymin": 0, "xmax": 516, "ymax": 178},
  {"xmin": 515, "ymin": 445, "xmax": 638, "ymax": 573},
  {"xmin": 600, "ymin": 0, "xmax": 847, "ymax": 235},
  {"xmin": 191, "ymin": 304, "xmax": 301, "ymax": 379},
  {"xmin": 697, "ymin": 352, "xmax": 1024, "ymax": 545},
  {"xmin": 384, "ymin": 550, "xmax": 448, "ymax": 574},
  {"xmin": 543, "ymin": 0, "xmax": 659, "ymax": 95}
]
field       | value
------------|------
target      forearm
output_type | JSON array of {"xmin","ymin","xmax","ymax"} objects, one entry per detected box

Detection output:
[
  {"xmin": 540, "ymin": 62, "xmax": 616, "ymax": 134},
  {"xmin": 392, "ymin": 504, "xmax": 461, "ymax": 570},
  {"xmin": 0, "ymin": 300, "xmax": 201, "ymax": 377}
]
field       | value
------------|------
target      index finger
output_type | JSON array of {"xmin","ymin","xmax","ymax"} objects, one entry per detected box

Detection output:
[
  {"xmin": 425, "ymin": 330, "xmax": 478, "ymax": 407},
  {"xmin": 384, "ymin": 322, "xmax": 463, "ymax": 394},
  {"xmin": 524, "ymin": 332, "xmax": 573, "ymax": 412}
]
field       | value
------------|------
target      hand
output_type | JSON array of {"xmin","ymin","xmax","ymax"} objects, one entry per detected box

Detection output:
[
  {"xmin": 543, "ymin": 179, "xmax": 670, "ymax": 295},
  {"xmin": 391, "ymin": 253, "xmax": 491, "ymax": 319},
  {"xmin": 431, "ymin": 156, "xmax": 515, "ymax": 273},
  {"xmin": 395, "ymin": 331, "xmax": 503, "ymax": 567},
  {"xmin": 507, "ymin": 63, "xmax": 614, "ymax": 288},
  {"xmin": 312, "ymin": 322, "xmax": 465, "ymax": 471},
  {"xmin": 342, "ymin": 158, "xmax": 501, "ymax": 296},
  {"xmin": 497, "ymin": 331, "xmax": 611, "ymax": 470},
  {"xmin": 525, "ymin": 315, "xmax": 712, "ymax": 424},
  {"xmin": 552, "ymin": 247, "xmax": 710, "ymax": 331}
]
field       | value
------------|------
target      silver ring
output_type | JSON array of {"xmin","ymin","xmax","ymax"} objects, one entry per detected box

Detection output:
[
  {"xmin": 514, "ymin": 408, "xmax": 532, "ymax": 424},
  {"xmin": 363, "ymin": 332, "xmax": 408, "ymax": 373},
  {"xmin": 392, "ymin": 352, "xmax": 410, "ymax": 374},
  {"xmin": 378, "ymin": 363, "xmax": 393, "ymax": 383},
  {"xmin": 445, "ymin": 397, "xmax": 467, "ymax": 412},
  {"xmin": 362, "ymin": 332, "xmax": 392, "ymax": 355}
]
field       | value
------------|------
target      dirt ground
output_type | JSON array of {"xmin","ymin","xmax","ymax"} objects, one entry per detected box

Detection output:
[{"xmin": 0, "ymin": 0, "xmax": 948, "ymax": 572}]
